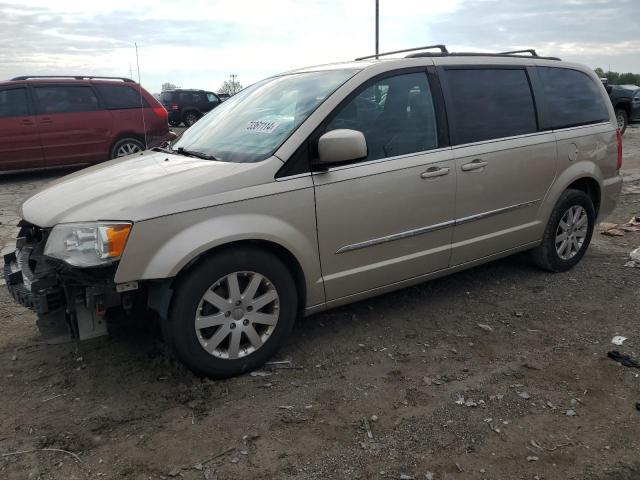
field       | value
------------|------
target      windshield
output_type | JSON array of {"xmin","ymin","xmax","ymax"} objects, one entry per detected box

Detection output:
[{"xmin": 172, "ymin": 69, "xmax": 358, "ymax": 163}]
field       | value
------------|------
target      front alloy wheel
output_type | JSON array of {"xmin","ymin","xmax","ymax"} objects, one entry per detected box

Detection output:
[
  {"xmin": 195, "ymin": 271, "xmax": 279, "ymax": 359},
  {"xmin": 167, "ymin": 247, "xmax": 297, "ymax": 378},
  {"xmin": 554, "ymin": 205, "xmax": 588, "ymax": 260}
]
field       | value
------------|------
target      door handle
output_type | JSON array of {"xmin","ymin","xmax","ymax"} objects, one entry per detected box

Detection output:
[
  {"xmin": 39, "ymin": 117, "xmax": 53, "ymax": 125},
  {"xmin": 19, "ymin": 119, "xmax": 34, "ymax": 126},
  {"xmin": 420, "ymin": 166, "xmax": 450, "ymax": 179},
  {"xmin": 461, "ymin": 159, "xmax": 488, "ymax": 172}
]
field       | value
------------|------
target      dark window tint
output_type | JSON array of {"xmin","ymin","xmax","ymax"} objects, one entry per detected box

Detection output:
[
  {"xmin": 445, "ymin": 69, "xmax": 537, "ymax": 144},
  {"xmin": 95, "ymin": 84, "xmax": 148, "ymax": 109},
  {"xmin": 326, "ymin": 72, "xmax": 438, "ymax": 161},
  {"xmin": 160, "ymin": 91, "xmax": 174, "ymax": 103},
  {"xmin": 0, "ymin": 88, "xmax": 29, "ymax": 117},
  {"xmin": 34, "ymin": 86, "xmax": 99, "ymax": 114},
  {"xmin": 206, "ymin": 92, "xmax": 219, "ymax": 104},
  {"xmin": 538, "ymin": 67, "xmax": 609, "ymax": 129}
]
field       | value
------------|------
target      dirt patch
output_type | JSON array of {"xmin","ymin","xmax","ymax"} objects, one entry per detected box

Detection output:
[{"xmin": 1, "ymin": 130, "xmax": 640, "ymax": 479}]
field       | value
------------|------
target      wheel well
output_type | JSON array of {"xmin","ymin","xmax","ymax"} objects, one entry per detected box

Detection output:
[
  {"xmin": 567, "ymin": 177, "xmax": 601, "ymax": 214},
  {"xmin": 182, "ymin": 108, "xmax": 201, "ymax": 118},
  {"xmin": 614, "ymin": 102, "xmax": 631, "ymax": 115},
  {"xmin": 176, "ymin": 240, "xmax": 307, "ymax": 313}
]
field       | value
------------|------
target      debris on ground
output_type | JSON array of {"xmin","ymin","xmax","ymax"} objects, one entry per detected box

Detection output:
[
  {"xmin": 518, "ymin": 391, "xmax": 531, "ymax": 400},
  {"xmin": 624, "ymin": 247, "xmax": 640, "ymax": 268},
  {"xmin": 611, "ymin": 336, "xmax": 628, "ymax": 346},
  {"xmin": 566, "ymin": 409, "xmax": 577, "ymax": 416},
  {"xmin": 601, "ymin": 216, "xmax": 640, "ymax": 236},
  {"xmin": 527, "ymin": 456, "xmax": 539, "ymax": 462},
  {"xmin": 477, "ymin": 323, "xmax": 494, "ymax": 332},
  {"xmin": 608, "ymin": 351, "xmax": 640, "ymax": 368}
]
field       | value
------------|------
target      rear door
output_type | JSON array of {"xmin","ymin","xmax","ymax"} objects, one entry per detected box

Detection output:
[
  {"xmin": 33, "ymin": 84, "xmax": 113, "ymax": 165},
  {"xmin": 313, "ymin": 69, "xmax": 456, "ymax": 301},
  {"xmin": 439, "ymin": 66, "xmax": 557, "ymax": 265},
  {"xmin": 0, "ymin": 86, "xmax": 44, "ymax": 171},
  {"xmin": 94, "ymin": 83, "xmax": 155, "ymax": 143}
]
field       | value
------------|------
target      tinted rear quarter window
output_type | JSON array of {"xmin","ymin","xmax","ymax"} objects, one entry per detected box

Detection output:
[
  {"xmin": 538, "ymin": 67, "xmax": 609, "ymax": 129},
  {"xmin": 0, "ymin": 88, "xmax": 29, "ymax": 117},
  {"xmin": 444, "ymin": 68, "xmax": 538, "ymax": 144},
  {"xmin": 34, "ymin": 86, "xmax": 99, "ymax": 114},
  {"xmin": 95, "ymin": 84, "xmax": 148, "ymax": 109},
  {"xmin": 160, "ymin": 91, "xmax": 174, "ymax": 103}
]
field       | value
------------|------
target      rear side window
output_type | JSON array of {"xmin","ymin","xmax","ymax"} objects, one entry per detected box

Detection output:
[
  {"xmin": 326, "ymin": 72, "xmax": 438, "ymax": 162},
  {"xmin": 160, "ymin": 91, "xmax": 174, "ymax": 103},
  {"xmin": 34, "ymin": 86, "xmax": 99, "ymax": 114},
  {"xmin": 206, "ymin": 92, "xmax": 219, "ymax": 104},
  {"xmin": 95, "ymin": 84, "xmax": 148, "ymax": 109},
  {"xmin": 538, "ymin": 67, "xmax": 609, "ymax": 129},
  {"xmin": 444, "ymin": 68, "xmax": 538, "ymax": 144},
  {"xmin": 0, "ymin": 88, "xmax": 29, "ymax": 117}
]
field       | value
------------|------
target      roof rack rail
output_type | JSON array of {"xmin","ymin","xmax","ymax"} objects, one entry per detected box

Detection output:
[
  {"xmin": 355, "ymin": 44, "xmax": 448, "ymax": 61},
  {"xmin": 405, "ymin": 51, "xmax": 561, "ymax": 61},
  {"xmin": 498, "ymin": 49, "xmax": 538, "ymax": 56},
  {"xmin": 10, "ymin": 75, "xmax": 136, "ymax": 82}
]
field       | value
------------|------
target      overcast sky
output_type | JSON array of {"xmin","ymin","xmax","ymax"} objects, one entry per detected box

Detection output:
[{"xmin": 1, "ymin": 0, "xmax": 639, "ymax": 93}]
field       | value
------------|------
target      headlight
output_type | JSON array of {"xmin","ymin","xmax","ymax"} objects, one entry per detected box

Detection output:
[{"xmin": 44, "ymin": 222, "xmax": 132, "ymax": 267}]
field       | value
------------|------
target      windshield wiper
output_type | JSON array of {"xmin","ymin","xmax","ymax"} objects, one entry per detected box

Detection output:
[{"xmin": 174, "ymin": 147, "xmax": 218, "ymax": 161}]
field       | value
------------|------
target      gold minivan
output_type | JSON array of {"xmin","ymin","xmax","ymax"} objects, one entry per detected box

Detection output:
[{"xmin": 5, "ymin": 46, "xmax": 622, "ymax": 377}]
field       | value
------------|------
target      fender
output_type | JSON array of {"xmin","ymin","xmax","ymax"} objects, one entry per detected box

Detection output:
[{"xmin": 114, "ymin": 188, "xmax": 325, "ymax": 307}]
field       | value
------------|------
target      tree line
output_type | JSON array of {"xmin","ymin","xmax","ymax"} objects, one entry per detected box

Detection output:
[{"xmin": 594, "ymin": 68, "xmax": 640, "ymax": 86}]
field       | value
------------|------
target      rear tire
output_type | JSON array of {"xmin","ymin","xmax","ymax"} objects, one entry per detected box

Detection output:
[
  {"xmin": 169, "ymin": 119, "xmax": 181, "ymax": 127},
  {"xmin": 167, "ymin": 247, "xmax": 298, "ymax": 378},
  {"xmin": 110, "ymin": 138, "xmax": 145, "ymax": 159},
  {"xmin": 615, "ymin": 108, "xmax": 628, "ymax": 135},
  {"xmin": 531, "ymin": 189, "xmax": 595, "ymax": 272},
  {"xmin": 183, "ymin": 111, "xmax": 200, "ymax": 127}
]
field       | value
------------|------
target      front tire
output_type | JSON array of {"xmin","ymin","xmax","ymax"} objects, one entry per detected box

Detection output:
[
  {"xmin": 615, "ymin": 108, "xmax": 628, "ymax": 135},
  {"xmin": 531, "ymin": 189, "xmax": 595, "ymax": 272},
  {"xmin": 167, "ymin": 248, "xmax": 298, "ymax": 378}
]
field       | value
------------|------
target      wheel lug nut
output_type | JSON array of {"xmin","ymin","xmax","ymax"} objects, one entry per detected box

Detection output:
[
  {"xmin": 225, "ymin": 311, "xmax": 231, "ymax": 317},
  {"xmin": 230, "ymin": 323, "xmax": 236, "ymax": 329},
  {"xmin": 235, "ymin": 300, "xmax": 242, "ymax": 306},
  {"xmin": 247, "ymin": 306, "xmax": 253, "ymax": 312},
  {"xmin": 243, "ymin": 319, "xmax": 249, "ymax": 326}
]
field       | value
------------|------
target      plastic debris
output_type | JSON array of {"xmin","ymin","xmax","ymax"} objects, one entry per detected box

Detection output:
[
  {"xmin": 625, "ymin": 247, "xmax": 640, "ymax": 268},
  {"xmin": 612, "ymin": 336, "xmax": 628, "ymax": 346},
  {"xmin": 608, "ymin": 351, "xmax": 640, "ymax": 368}
]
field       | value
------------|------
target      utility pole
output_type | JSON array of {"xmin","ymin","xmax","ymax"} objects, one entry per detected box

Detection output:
[
  {"xmin": 375, "ymin": 0, "xmax": 379, "ymax": 59},
  {"xmin": 230, "ymin": 74, "xmax": 238, "ymax": 94}
]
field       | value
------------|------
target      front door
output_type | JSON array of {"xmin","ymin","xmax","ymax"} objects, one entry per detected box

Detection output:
[
  {"xmin": 0, "ymin": 86, "xmax": 44, "ymax": 171},
  {"xmin": 439, "ymin": 67, "xmax": 557, "ymax": 265},
  {"xmin": 313, "ymin": 71, "xmax": 456, "ymax": 301},
  {"xmin": 33, "ymin": 84, "xmax": 113, "ymax": 165}
]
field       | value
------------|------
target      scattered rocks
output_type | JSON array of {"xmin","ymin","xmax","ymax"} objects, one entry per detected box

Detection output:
[
  {"xmin": 566, "ymin": 409, "xmax": 577, "ymax": 416},
  {"xmin": 518, "ymin": 391, "xmax": 531, "ymax": 400},
  {"xmin": 477, "ymin": 323, "xmax": 494, "ymax": 332},
  {"xmin": 526, "ymin": 456, "xmax": 539, "ymax": 462},
  {"xmin": 399, "ymin": 474, "xmax": 414, "ymax": 480}
]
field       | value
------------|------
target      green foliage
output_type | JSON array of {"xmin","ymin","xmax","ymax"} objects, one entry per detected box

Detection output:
[{"xmin": 594, "ymin": 68, "xmax": 640, "ymax": 86}]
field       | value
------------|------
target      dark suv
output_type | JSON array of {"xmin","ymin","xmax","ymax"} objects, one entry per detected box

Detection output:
[
  {"xmin": 0, "ymin": 76, "xmax": 175, "ymax": 173},
  {"xmin": 160, "ymin": 89, "xmax": 221, "ymax": 127},
  {"xmin": 602, "ymin": 80, "xmax": 640, "ymax": 134}
]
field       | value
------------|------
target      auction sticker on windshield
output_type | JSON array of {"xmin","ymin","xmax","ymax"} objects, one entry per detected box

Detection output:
[{"xmin": 246, "ymin": 120, "xmax": 279, "ymax": 133}]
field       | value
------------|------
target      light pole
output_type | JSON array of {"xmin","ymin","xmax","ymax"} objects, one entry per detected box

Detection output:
[
  {"xmin": 230, "ymin": 74, "xmax": 238, "ymax": 94},
  {"xmin": 375, "ymin": 0, "xmax": 379, "ymax": 58}
]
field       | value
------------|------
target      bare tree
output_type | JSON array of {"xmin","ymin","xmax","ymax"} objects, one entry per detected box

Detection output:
[
  {"xmin": 218, "ymin": 74, "xmax": 243, "ymax": 95},
  {"xmin": 161, "ymin": 82, "xmax": 178, "ymax": 91}
]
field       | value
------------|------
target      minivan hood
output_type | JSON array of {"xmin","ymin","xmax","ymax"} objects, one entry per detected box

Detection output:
[{"xmin": 21, "ymin": 151, "xmax": 280, "ymax": 227}]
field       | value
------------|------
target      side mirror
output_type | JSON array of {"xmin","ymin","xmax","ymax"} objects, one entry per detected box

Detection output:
[{"xmin": 316, "ymin": 129, "xmax": 367, "ymax": 167}]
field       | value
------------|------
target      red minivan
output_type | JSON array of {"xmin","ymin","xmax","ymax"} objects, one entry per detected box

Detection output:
[{"xmin": 0, "ymin": 76, "xmax": 175, "ymax": 173}]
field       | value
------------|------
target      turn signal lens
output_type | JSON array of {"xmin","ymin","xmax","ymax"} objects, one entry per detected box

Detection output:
[{"xmin": 102, "ymin": 224, "xmax": 132, "ymax": 258}]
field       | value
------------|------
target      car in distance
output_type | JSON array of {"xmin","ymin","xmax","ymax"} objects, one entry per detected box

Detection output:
[
  {"xmin": 6, "ymin": 46, "xmax": 622, "ymax": 378},
  {"xmin": 601, "ymin": 79, "xmax": 640, "ymax": 134},
  {"xmin": 160, "ymin": 89, "xmax": 222, "ymax": 127},
  {"xmin": 0, "ymin": 76, "xmax": 174, "ymax": 173}
]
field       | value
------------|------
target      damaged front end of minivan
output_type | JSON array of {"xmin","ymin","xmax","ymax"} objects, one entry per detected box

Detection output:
[{"xmin": 4, "ymin": 221, "xmax": 143, "ymax": 341}]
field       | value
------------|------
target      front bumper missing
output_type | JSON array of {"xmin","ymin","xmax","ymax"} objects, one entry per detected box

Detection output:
[{"xmin": 3, "ymin": 223, "xmax": 136, "ymax": 341}]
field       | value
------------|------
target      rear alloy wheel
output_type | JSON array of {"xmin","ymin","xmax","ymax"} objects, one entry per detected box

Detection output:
[
  {"xmin": 183, "ymin": 111, "xmax": 200, "ymax": 127},
  {"xmin": 110, "ymin": 138, "xmax": 145, "ymax": 159},
  {"xmin": 167, "ymin": 248, "xmax": 297, "ymax": 378},
  {"xmin": 531, "ymin": 189, "xmax": 595, "ymax": 272},
  {"xmin": 615, "ymin": 108, "xmax": 628, "ymax": 135}
]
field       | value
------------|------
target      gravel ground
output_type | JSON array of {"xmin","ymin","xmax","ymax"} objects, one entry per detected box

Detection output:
[{"xmin": 0, "ymin": 126, "xmax": 639, "ymax": 480}]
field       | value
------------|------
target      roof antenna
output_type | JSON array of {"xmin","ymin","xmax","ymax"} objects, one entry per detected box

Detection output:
[{"xmin": 135, "ymin": 42, "xmax": 149, "ymax": 151}]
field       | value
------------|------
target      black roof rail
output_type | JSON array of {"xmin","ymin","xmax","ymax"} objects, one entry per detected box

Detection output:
[
  {"xmin": 498, "ymin": 49, "xmax": 538, "ymax": 56},
  {"xmin": 355, "ymin": 44, "xmax": 448, "ymax": 61},
  {"xmin": 10, "ymin": 75, "xmax": 136, "ymax": 82},
  {"xmin": 405, "ymin": 51, "xmax": 561, "ymax": 61}
]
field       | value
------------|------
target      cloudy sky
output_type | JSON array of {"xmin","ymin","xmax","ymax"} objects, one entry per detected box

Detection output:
[{"xmin": 1, "ymin": 0, "xmax": 639, "ymax": 94}]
